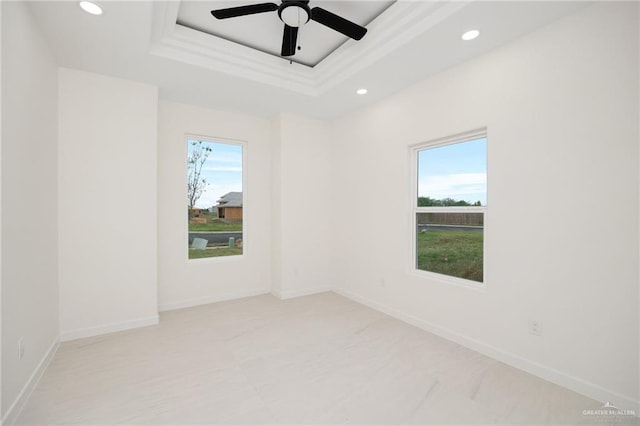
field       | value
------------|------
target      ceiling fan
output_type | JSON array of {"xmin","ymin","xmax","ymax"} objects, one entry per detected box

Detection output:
[{"xmin": 210, "ymin": 0, "xmax": 368, "ymax": 57}]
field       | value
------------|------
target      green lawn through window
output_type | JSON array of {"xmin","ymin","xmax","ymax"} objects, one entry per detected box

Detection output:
[{"xmin": 416, "ymin": 229, "xmax": 483, "ymax": 282}]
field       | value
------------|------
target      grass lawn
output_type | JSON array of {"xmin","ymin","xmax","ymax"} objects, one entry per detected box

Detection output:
[
  {"xmin": 188, "ymin": 246, "xmax": 243, "ymax": 259},
  {"xmin": 188, "ymin": 218, "xmax": 242, "ymax": 232},
  {"xmin": 416, "ymin": 230, "xmax": 483, "ymax": 282}
]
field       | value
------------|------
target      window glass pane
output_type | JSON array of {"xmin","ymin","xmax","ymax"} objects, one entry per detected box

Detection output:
[
  {"xmin": 187, "ymin": 139, "xmax": 243, "ymax": 260},
  {"xmin": 416, "ymin": 213, "xmax": 484, "ymax": 282},
  {"xmin": 417, "ymin": 138, "xmax": 487, "ymax": 207}
]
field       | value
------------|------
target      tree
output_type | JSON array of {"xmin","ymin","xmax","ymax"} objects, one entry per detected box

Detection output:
[
  {"xmin": 418, "ymin": 196, "xmax": 439, "ymax": 207},
  {"xmin": 417, "ymin": 196, "xmax": 479, "ymax": 207},
  {"xmin": 187, "ymin": 140, "xmax": 212, "ymax": 210}
]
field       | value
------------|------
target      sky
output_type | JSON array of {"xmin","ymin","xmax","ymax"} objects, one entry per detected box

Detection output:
[
  {"xmin": 187, "ymin": 139, "xmax": 243, "ymax": 208},
  {"xmin": 187, "ymin": 137, "xmax": 485, "ymax": 209},
  {"xmin": 417, "ymin": 137, "xmax": 487, "ymax": 206}
]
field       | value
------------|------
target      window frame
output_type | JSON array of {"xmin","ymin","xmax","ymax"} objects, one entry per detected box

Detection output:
[
  {"xmin": 410, "ymin": 128, "xmax": 487, "ymax": 289},
  {"xmin": 185, "ymin": 133, "xmax": 247, "ymax": 263}
]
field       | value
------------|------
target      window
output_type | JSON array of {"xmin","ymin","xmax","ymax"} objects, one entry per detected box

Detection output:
[
  {"xmin": 413, "ymin": 131, "xmax": 487, "ymax": 284},
  {"xmin": 187, "ymin": 138, "xmax": 244, "ymax": 260}
]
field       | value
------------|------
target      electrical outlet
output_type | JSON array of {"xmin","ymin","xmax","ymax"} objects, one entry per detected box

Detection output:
[
  {"xmin": 18, "ymin": 337, "xmax": 24, "ymax": 360},
  {"xmin": 529, "ymin": 320, "xmax": 541, "ymax": 336}
]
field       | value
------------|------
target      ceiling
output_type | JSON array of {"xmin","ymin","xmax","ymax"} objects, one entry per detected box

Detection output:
[
  {"xmin": 177, "ymin": 1, "xmax": 395, "ymax": 67},
  {"xmin": 28, "ymin": 1, "xmax": 590, "ymax": 120}
]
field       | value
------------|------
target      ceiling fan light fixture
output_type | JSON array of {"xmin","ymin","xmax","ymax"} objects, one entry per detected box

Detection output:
[
  {"xmin": 79, "ymin": 1, "xmax": 103, "ymax": 15},
  {"xmin": 278, "ymin": 3, "xmax": 310, "ymax": 27},
  {"xmin": 356, "ymin": 88, "xmax": 368, "ymax": 95},
  {"xmin": 461, "ymin": 30, "xmax": 480, "ymax": 41},
  {"xmin": 210, "ymin": 1, "xmax": 368, "ymax": 58}
]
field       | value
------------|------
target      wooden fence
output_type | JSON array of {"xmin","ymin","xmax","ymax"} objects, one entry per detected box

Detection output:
[{"xmin": 416, "ymin": 212, "xmax": 484, "ymax": 226}]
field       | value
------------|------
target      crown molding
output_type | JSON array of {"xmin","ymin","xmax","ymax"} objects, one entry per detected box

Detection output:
[{"xmin": 149, "ymin": 0, "xmax": 471, "ymax": 97}]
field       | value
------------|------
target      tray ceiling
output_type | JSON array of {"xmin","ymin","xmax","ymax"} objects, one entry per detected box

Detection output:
[{"xmin": 177, "ymin": 1, "xmax": 395, "ymax": 67}]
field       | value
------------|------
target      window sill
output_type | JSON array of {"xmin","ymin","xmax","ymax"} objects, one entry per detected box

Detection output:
[
  {"xmin": 410, "ymin": 269, "xmax": 487, "ymax": 292},
  {"xmin": 186, "ymin": 253, "xmax": 245, "ymax": 263}
]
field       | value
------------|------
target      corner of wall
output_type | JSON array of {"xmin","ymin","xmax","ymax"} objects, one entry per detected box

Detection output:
[
  {"xmin": 270, "ymin": 114, "xmax": 284, "ymax": 296},
  {"xmin": 2, "ymin": 1, "xmax": 60, "ymax": 421},
  {"xmin": 269, "ymin": 114, "xmax": 333, "ymax": 298},
  {"xmin": 1, "ymin": 338, "xmax": 59, "ymax": 426}
]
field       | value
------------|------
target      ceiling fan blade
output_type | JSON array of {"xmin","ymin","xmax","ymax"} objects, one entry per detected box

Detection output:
[
  {"xmin": 211, "ymin": 3, "xmax": 278, "ymax": 19},
  {"xmin": 310, "ymin": 7, "xmax": 367, "ymax": 40},
  {"xmin": 281, "ymin": 24, "xmax": 298, "ymax": 56}
]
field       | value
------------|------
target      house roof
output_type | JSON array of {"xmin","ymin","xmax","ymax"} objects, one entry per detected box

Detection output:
[{"xmin": 216, "ymin": 192, "xmax": 243, "ymax": 208}]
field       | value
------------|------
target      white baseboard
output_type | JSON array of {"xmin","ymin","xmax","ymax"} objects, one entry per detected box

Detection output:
[
  {"xmin": 334, "ymin": 288, "xmax": 639, "ymax": 413},
  {"xmin": 158, "ymin": 288, "xmax": 269, "ymax": 312},
  {"xmin": 272, "ymin": 286, "xmax": 333, "ymax": 300},
  {"xmin": 60, "ymin": 315, "xmax": 159, "ymax": 342},
  {"xmin": 2, "ymin": 337, "xmax": 60, "ymax": 426}
]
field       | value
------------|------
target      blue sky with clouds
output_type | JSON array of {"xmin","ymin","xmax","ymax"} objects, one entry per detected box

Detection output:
[
  {"xmin": 188, "ymin": 137, "xmax": 484, "ymax": 209},
  {"xmin": 418, "ymin": 137, "xmax": 487, "ymax": 206},
  {"xmin": 188, "ymin": 139, "xmax": 243, "ymax": 208}
]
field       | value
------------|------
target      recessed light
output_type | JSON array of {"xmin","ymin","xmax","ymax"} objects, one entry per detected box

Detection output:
[
  {"xmin": 461, "ymin": 30, "xmax": 480, "ymax": 41},
  {"xmin": 79, "ymin": 1, "xmax": 103, "ymax": 15},
  {"xmin": 356, "ymin": 88, "xmax": 368, "ymax": 95}
]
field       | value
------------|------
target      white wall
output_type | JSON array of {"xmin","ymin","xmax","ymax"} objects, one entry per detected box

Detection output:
[
  {"xmin": 637, "ymin": 1, "xmax": 640, "ymax": 410},
  {"xmin": 58, "ymin": 68, "xmax": 159, "ymax": 340},
  {"xmin": 157, "ymin": 100, "xmax": 272, "ymax": 310},
  {"xmin": 1, "ymin": 1, "xmax": 3, "ymax": 419},
  {"xmin": 1, "ymin": 1, "xmax": 59, "ymax": 420},
  {"xmin": 271, "ymin": 114, "xmax": 332, "ymax": 299},
  {"xmin": 331, "ymin": 2, "xmax": 639, "ymax": 408}
]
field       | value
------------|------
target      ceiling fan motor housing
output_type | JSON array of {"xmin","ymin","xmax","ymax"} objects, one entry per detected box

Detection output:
[{"xmin": 278, "ymin": 1, "xmax": 311, "ymax": 27}]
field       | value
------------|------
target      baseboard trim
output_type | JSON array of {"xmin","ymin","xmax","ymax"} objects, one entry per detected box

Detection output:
[
  {"xmin": 272, "ymin": 286, "xmax": 333, "ymax": 300},
  {"xmin": 60, "ymin": 315, "xmax": 159, "ymax": 342},
  {"xmin": 2, "ymin": 337, "xmax": 60, "ymax": 426},
  {"xmin": 158, "ymin": 288, "xmax": 269, "ymax": 312},
  {"xmin": 334, "ymin": 288, "xmax": 639, "ymax": 413}
]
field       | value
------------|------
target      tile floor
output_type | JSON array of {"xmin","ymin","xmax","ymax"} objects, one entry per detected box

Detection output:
[{"xmin": 15, "ymin": 292, "xmax": 637, "ymax": 425}]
